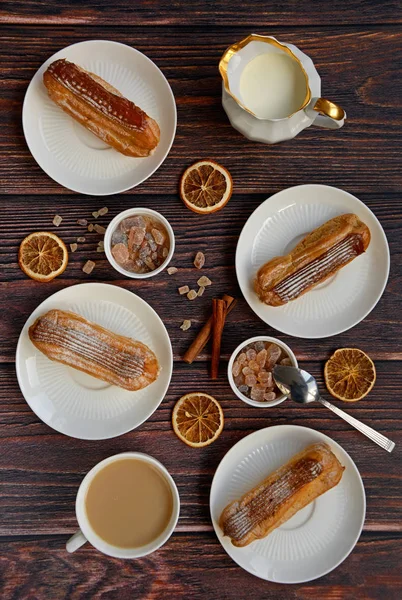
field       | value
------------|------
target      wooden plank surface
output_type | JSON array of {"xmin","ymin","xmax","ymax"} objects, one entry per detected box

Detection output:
[
  {"xmin": 1, "ymin": 1, "xmax": 402, "ymax": 598},
  {"xmin": 1, "ymin": 1, "xmax": 402, "ymax": 26},
  {"xmin": 1, "ymin": 533, "xmax": 402, "ymax": 600},
  {"xmin": 1, "ymin": 27, "xmax": 402, "ymax": 194},
  {"xmin": 0, "ymin": 360, "xmax": 401, "ymax": 535},
  {"xmin": 1, "ymin": 194, "xmax": 401, "ymax": 361}
]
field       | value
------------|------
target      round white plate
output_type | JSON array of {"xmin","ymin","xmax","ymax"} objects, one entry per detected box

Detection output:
[
  {"xmin": 210, "ymin": 425, "xmax": 365, "ymax": 584},
  {"xmin": 22, "ymin": 40, "xmax": 177, "ymax": 195},
  {"xmin": 16, "ymin": 283, "xmax": 173, "ymax": 440},
  {"xmin": 236, "ymin": 184, "xmax": 390, "ymax": 338}
]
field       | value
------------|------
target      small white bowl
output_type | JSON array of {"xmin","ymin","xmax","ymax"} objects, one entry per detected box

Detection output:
[
  {"xmin": 105, "ymin": 207, "xmax": 175, "ymax": 279},
  {"xmin": 227, "ymin": 336, "xmax": 298, "ymax": 408}
]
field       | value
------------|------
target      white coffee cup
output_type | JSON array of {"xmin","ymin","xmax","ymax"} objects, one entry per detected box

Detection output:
[{"xmin": 66, "ymin": 452, "xmax": 180, "ymax": 558}]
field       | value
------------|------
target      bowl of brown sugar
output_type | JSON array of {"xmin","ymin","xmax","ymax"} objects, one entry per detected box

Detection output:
[
  {"xmin": 228, "ymin": 336, "xmax": 298, "ymax": 408},
  {"xmin": 105, "ymin": 208, "xmax": 175, "ymax": 279}
]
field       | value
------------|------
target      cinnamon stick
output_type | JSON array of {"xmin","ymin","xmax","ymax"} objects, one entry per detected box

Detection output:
[
  {"xmin": 183, "ymin": 294, "xmax": 236, "ymax": 364},
  {"xmin": 211, "ymin": 299, "xmax": 226, "ymax": 380}
]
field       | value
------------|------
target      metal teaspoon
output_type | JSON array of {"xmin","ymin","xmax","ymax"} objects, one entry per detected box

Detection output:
[{"xmin": 273, "ymin": 365, "xmax": 395, "ymax": 453}]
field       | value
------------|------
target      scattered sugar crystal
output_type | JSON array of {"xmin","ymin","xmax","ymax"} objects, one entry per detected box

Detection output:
[
  {"xmin": 167, "ymin": 267, "xmax": 178, "ymax": 275},
  {"xmin": 111, "ymin": 230, "xmax": 126, "ymax": 245},
  {"xmin": 245, "ymin": 374, "xmax": 257, "ymax": 387},
  {"xmin": 162, "ymin": 247, "xmax": 169, "ymax": 258},
  {"xmin": 139, "ymin": 245, "xmax": 151, "ymax": 259},
  {"xmin": 94, "ymin": 224, "xmax": 106, "ymax": 234},
  {"xmin": 242, "ymin": 366, "xmax": 253, "ymax": 376},
  {"xmin": 144, "ymin": 257, "xmax": 156, "ymax": 270},
  {"xmin": 92, "ymin": 211, "xmax": 99, "ymax": 219},
  {"xmin": 194, "ymin": 251, "xmax": 205, "ymax": 269},
  {"xmin": 246, "ymin": 348, "xmax": 256, "ymax": 361},
  {"xmin": 234, "ymin": 374, "xmax": 245, "ymax": 386},
  {"xmin": 70, "ymin": 243, "xmax": 78, "ymax": 252},
  {"xmin": 232, "ymin": 361, "xmax": 241, "ymax": 377},
  {"xmin": 112, "ymin": 243, "xmax": 129, "ymax": 263},
  {"xmin": 187, "ymin": 289, "xmax": 197, "ymax": 300},
  {"xmin": 248, "ymin": 360, "xmax": 260, "ymax": 372},
  {"xmin": 197, "ymin": 276, "xmax": 212, "ymax": 287},
  {"xmin": 96, "ymin": 246, "xmax": 104, "ymax": 252},
  {"xmin": 77, "ymin": 236, "xmax": 86, "ymax": 243},
  {"xmin": 256, "ymin": 349, "xmax": 267, "ymax": 366},
  {"xmin": 53, "ymin": 215, "xmax": 62, "ymax": 227},
  {"xmin": 197, "ymin": 286, "xmax": 205, "ymax": 297},
  {"xmin": 180, "ymin": 320, "xmax": 191, "ymax": 331},
  {"xmin": 264, "ymin": 391, "xmax": 277, "ymax": 402},
  {"xmin": 280, "ymin": 357, "xmax": 292, "ymax": 366},
  {"xmin": 250, "ymin": 387, "xmax": 265, "ymax": 402},
  {"xmin": 254, "ymin": 341, "xmax": 265, "ymax": 352},
  {"xmin": 238, "ymin": 385, "xmax": 249, "ymax": 395},
  {"xmin": 258, "ymin": 371, "xmax": 272, "ymax": 386},
  {"xmin": 77, "ymin": 218, "xmax": 87, "ymax": 226},
  {"xmin": 82, "ymin": 260, "xmax": 95, "ymax": 274},
  {"xmin": 178, "ymin": 285, "xmax": 190, "ymax": 295},
  {"xmin": 129, "ymin": 226, "xmax": 145, "ymax": 247},
  {"xmin": 266, "ymin": 344, "xmax": 282, "ymax": 368},
  {"xmin": 88, "ymin": 223, "xmax": 94, "ymax": 232},
  {"xmin": 238, "ymin": 353, "xmax": 247, "ymax": 365},
  {"xmin": 152, "ymin": 228, "xmax": 165, "ymax": 245},
  {"xmin": 98, "ymin": 207, "xmax": 108, "ymax": 216},
  {"xmin": 98, "ymin": 240, "xmax": 104, "ymax": 249}
]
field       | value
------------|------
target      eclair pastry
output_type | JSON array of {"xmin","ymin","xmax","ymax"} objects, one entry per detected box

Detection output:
[
  {"xmin": 254, "ymin": 214, "xmax": 371, "ymax": 306},
  {"xmin": 219, "ymin": 442, "xmax": 344, "ymax": 547},
  {"xmin": 43, "ymin": 59, "xmax": 160, "ymax": 157},
  {"xmin": 29, "ymin": 310, "xmax": 160, "ymax": 391}
]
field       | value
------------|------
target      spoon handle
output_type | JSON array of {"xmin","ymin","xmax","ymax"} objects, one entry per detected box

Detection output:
[{"xmin": 318, "ymin": 397, "xmax": 395, "ymax": 453}]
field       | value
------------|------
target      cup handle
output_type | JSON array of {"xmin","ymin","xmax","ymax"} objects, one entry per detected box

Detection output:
[
  {"xmin": 305, "ymin": 97, "xmax": 346, "ymax": 129},
  {"xmin": 66, "ymin": 529, "xmax": 87, "ymax": 553}
]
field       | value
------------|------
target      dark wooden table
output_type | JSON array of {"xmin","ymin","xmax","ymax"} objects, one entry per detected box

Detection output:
[{"xmin": 1, "ymin": 2, "xmax": 401, "ymax": 598}]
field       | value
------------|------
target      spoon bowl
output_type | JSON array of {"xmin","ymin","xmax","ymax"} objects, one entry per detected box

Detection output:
[{"xmin": 273, "ymin": 365, "xmax": 321, "ymax": 404}]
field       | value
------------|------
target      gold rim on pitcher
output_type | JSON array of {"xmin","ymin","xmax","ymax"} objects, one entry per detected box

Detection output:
[{"xmin": 219, "ymin": 34, "xmax": 344, "ymax": 122}]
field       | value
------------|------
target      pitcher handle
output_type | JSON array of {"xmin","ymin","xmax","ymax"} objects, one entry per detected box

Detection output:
[
  {"xmin": 66, "ymin": 529, "xmax": 87, "ymax": 553},
  {"xmin": 305, "ymin": 97, "xmax": 346, "ymax": 129}
]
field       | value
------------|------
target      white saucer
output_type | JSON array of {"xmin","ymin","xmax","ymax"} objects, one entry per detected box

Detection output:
[
  {"xmin": 15, "ymin": 283, "xmax": 173, "ymax": 440},
  {"xmin": 210, "ymin": 425, "xmax": 366, "ymax": 584},
  {"xmin": 236, "ymin": 184, "xmax": 390, "ymax": 338},
  {"xmin": 22, "ymin": 40, "xmax": 177, "ymax": 195}
]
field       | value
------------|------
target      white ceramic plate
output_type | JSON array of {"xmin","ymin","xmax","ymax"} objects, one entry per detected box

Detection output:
[
  {"xmin": 22, "ymin": 40, "xmax": 177, "ymax": 195},
  {"xmin": 210, "ymin": 425, "xmax": 365, "ymax": 584},
  {"xmin": 236, "ymin": 184, "xmax": 390, "ymax": 338},
  {"xmin": 16, "ymin": 283, "xmax": 173, "ymax": 440}
]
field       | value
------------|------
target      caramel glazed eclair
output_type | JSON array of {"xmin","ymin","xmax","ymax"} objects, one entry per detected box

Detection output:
[
  {"xmin": 29, "ymin": 310, "xmax": 160, "ymax": 391},
  {"xmin": 43, "ymin": 58, "xmax": 160, "ymax": 157},
  {"xmin": 219, "ymin": 443, "xmax": 344, "ymax": 547},
  {"xmin": 254, "ymin": 213, "xmax": 371, "ymax": 306}
]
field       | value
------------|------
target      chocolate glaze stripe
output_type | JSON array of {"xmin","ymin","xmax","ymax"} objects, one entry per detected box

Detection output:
[
  {"xmin": 47, "ymin": 59, "xmax": 146, "ymax": 131},
  {"xmin": 274, "ymin": 235, "xmax": 363, "ymax": 301},
  {"xmin": 223, "ymin": 459, "xmax": 322, "ymax": 541},
  {"xmin": 33, "ymin": 327, "xmax": 145, "ymax": 378}
]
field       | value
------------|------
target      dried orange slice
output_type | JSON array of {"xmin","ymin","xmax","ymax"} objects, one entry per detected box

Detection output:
[
  {"xmin": 172, "ymin": 392, "xmax": 224, "ymax": 447},
  {"xmin": 324, "ymin": 348, "xmax": 376, "ymax": 402},
  {"xmin": 180, "ymin": 160, "xmax": 233, "ymax": 214},
  {"xmin": 19, "ymin": 232, "xmax": 68, "ymax": 282}
]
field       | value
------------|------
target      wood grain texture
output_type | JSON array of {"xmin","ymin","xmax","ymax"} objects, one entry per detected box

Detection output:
[
  {"xmin": 1, "ymin": 2, "xmax": 402, "ymax": 597},
  {"xmin": 1, "ymin": 27, "xmax": 402, "ymax": 194},
  {"xmin": 0, "ymin": 194, "xmax": 401, "ymax": 362},
  {"xmin": 0, "ymin": 361, "xmax": 401, "ymax": 535},
  {"xmin": 0, "ymin": 533, "xmax": 401, "ymax": 600},
  {"xmin": 1, "ymin": 0, "xmax": 402, "ymax": 26}
]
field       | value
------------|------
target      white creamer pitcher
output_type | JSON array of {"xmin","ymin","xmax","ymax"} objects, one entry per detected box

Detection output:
[{"xmin": 219, "ymin": 34, "xmax": 345, "ymax": 144}]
